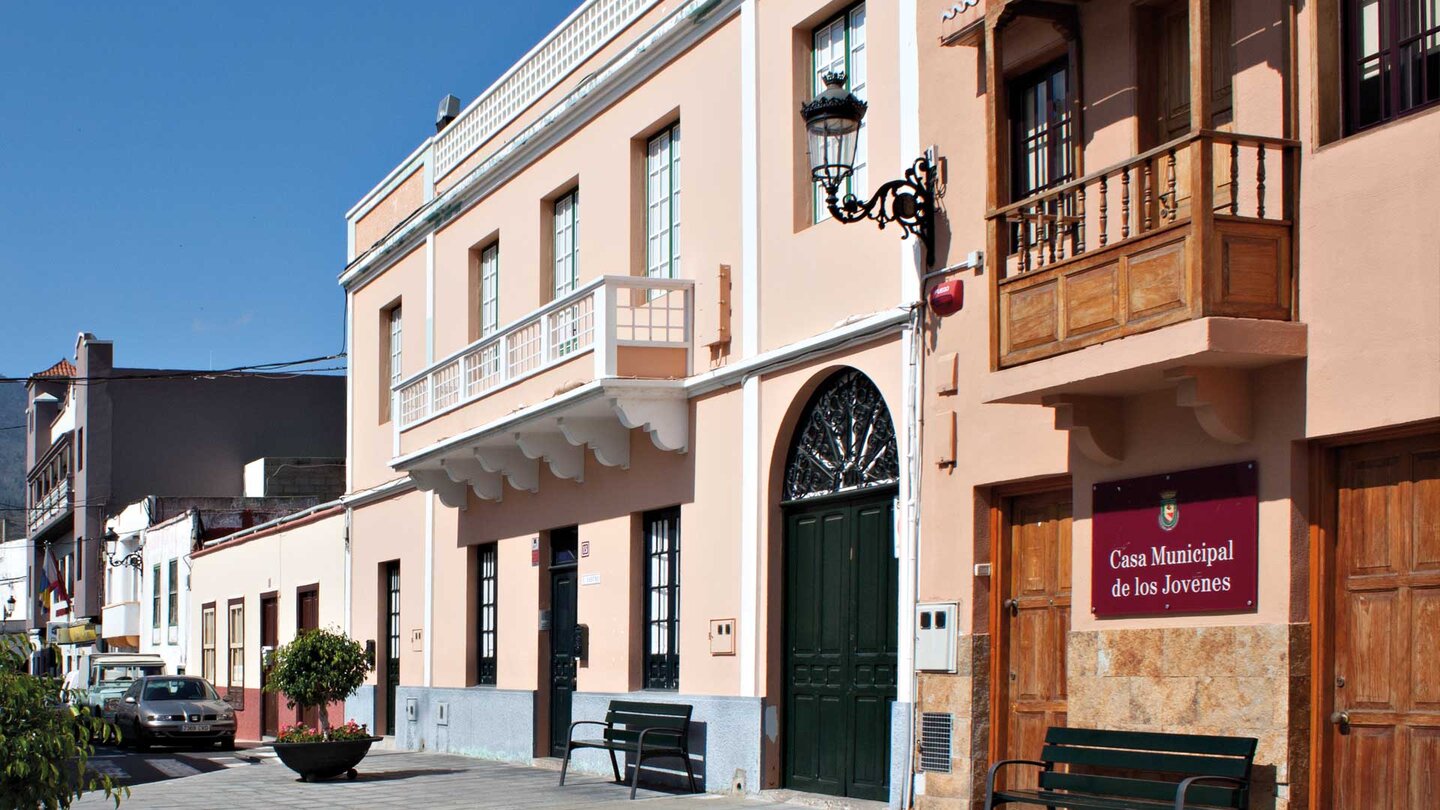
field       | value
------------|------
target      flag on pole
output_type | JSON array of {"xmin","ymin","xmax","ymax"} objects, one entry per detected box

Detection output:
[{"xmin": 47, "ymin": 550, "xmax": 69, "ymax": 605}]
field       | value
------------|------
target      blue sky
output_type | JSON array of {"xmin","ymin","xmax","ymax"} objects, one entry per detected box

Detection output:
[{"xmin": 0, "ymin": 0, "xmax": 579, "ymax": 378}]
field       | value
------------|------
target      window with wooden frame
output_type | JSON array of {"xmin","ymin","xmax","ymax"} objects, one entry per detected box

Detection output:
[
  {"xmin": 380, "ymin": 302, "xmax": 403, "ymax": 422},
  {"xmin": 552, "ymin": 190, "xmax": 579, "ymax": 299},
  {"xmin": 477, "ymin": 544, "xmax": 498, "ymax": 686},
  {"xmin": 1345, "ymin": 0, "xmax": 1440, "ymax": 132},
  {"xmin": 811, "ymin": 2, "xmax": 867, "ymax": 222},
  {"xmin": 151, "ymin": 564, "xmax": 162, "ymax": 629},
  {"xmin": 646, "ymin": 124, "xmax": 681, "ymax": 280},
  {"xmin": 167, "ymin": 559, "xmax": 179, "ymax": 631},
  {"xmin": 643, "ymin": 507, "xmax": 681, "ymax": 691},
  {"xmin": 227, "ymin": 599, "xmax": 244, "ymax": 687},
  {"xmin": 479, "ymin": 243, "xmax": 500, "ymax": 337},
  {"xmin": 201, "ymin": 603, "xmax": 216, "ymax": 683}
]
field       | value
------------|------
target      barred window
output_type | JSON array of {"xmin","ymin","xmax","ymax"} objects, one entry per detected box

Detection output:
[
  {"xmin": 643, "ymin": 507, "xmax": 681, "ymax": 691},
  {"xmin": 477, "ymin": 544, "xmax": 498, "ymax": 685}
]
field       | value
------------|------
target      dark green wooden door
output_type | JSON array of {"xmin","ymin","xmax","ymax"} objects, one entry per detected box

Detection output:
[
  {"xmin": 784, "ymin": 494, "xmax": 897, "ymax": 801},
  {"xmin": 549, "ymin": 567, "xmax": 578, "ymax": 757}
]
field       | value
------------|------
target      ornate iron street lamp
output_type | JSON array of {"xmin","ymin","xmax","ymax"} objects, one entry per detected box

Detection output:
[
  {"xmin": 103, "ymin": 529, "xmax": 142, "ymax": 570},
  {"xmin": 800, "ymin": 72, "xmax": 938, "ymax": 266}
]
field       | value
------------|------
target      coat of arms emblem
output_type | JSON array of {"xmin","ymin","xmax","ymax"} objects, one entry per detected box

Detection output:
[{"xmin": 1158, "ymin": 490, "xmax": 1179, "ymax": 531}]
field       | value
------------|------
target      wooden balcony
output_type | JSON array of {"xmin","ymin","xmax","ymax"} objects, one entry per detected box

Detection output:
[{"xmin": 989, "ymin": 130, "xmax": 1298, "ymax": 370}]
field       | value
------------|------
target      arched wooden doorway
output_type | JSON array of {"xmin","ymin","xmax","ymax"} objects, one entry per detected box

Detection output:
[{"xmin": 781, "ymin": 369, "xmax": 899, "ymax": 802}]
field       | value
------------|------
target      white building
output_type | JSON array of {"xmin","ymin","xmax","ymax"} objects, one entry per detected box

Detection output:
[{"xmin": 0, "ymin": 525, "xmax": 30, "ymax": 636}]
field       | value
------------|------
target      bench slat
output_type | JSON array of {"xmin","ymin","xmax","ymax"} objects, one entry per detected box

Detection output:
[
  {"xmin": 992, "ymin": 788, "xmax": 1182, "ymax": 810},
  {"xmin": 1045, "ymin": 727, "xmax": 1257, "ymax": 759},
  {"xmin": 607, "ymin": 713, "xmax": 690, "ymax": 731},
  {"xmin": 1038, "ymin": 771, "xmax": 1244, "ymax": 808},
  {"xmin": 608, "ymin": 701, "xmax": 692, "ymax": 718},
  {"xmin": 1040, "ymin": 744, "xmax": 1251, "ymax": 778}
]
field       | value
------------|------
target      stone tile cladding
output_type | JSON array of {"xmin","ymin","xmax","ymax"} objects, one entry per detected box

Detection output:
[
  {"xmin": 912, "ymin": 627, "xmax": 1309, "ymax": 810},
  {"xmin": 1068, "ymin": 625, "xmax": 1311, "ymax": 810}
]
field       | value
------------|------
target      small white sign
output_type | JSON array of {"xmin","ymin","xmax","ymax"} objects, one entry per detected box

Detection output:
[{"xmin": 580, "ymin": 574, "xmax": 601, "ymax": 586}]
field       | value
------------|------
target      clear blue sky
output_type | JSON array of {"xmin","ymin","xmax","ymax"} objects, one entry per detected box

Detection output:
[{"xmin": 0, "ymin": 0, "xmax": 579, "ymax": 379}]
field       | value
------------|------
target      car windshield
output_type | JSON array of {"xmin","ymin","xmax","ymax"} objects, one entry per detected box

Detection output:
[
  {"xmin": 95, "ymin": 664, "xmax": 164, "ymax": 684},
  {"xmin": 141, "ymin": 678, "xmax": 216, "ymax": 701}
]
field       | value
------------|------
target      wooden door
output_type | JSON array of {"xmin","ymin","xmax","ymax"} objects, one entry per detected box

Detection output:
[
  {"xmin": 295, "ymin": 586, "xmax": 319, "ymax": 726},
  {"xmin": 1001, "ymin": 491, "xmax": 1071, "ymax": 787},
  {"xmin": 1332, "ymin": 436, "xmax": 1440, "ymax": 807},
  {"xmin": 260, "ymin": 595, "xmax": 278, "ymax": 737},
  {"xmin": 784, "ymin": 494, "xmax": 897, "ymax": 801}
]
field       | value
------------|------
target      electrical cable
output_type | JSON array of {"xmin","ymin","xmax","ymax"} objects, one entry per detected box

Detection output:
[{"xmin": 0, "ymin": 353, "xmax": 347, "ymax": 385}]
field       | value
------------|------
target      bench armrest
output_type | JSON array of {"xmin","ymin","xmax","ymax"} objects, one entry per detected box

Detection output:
[
  {"xmin": 984, "ymin": 759, "xmax": 1050, "ymax": 801},
  {"xmin": 1174, "ymin": 775, "xmax": 1247, "ymax": 810},
  {"xmin": 567, "ymin": 719, "xmax": 610, "ymax": 741}
]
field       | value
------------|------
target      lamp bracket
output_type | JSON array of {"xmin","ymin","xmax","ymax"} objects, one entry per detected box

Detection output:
[{"xmin": 825, "ymin": 156, "xmax": 938, "ymax": 266}]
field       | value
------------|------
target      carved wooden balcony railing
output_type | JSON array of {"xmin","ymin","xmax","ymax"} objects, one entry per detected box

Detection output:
[{"xmin": 988, "ymin": 130, "xmax": 1298, "ymax": 369}]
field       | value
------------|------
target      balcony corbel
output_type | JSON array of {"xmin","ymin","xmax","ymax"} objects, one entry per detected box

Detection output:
[
  {"xmin": 557, "ymin": 416, "xmax": 631, "ymax": 469},
  {"xmin": 612, "ymin": 395, "xmax": 689, "ymax": 454},
  {"xmin": 440, "ymin": 454, "xmax": 505, "ymax": 503},
  {"xmin": 1166, "ymin": 366, "xmax": 1251, "ymax": 445},
  {"xmin": 410, "ymin": 469, "xmax": 470, "ymax": 510},
  {"xmin": 475, "ymin": 446, "xmax": 540, "ymax": 494},
  {"xmin": 514, "ymin": 428, "xmax": 586, "ymax": 482},
  {"xmin": 1043, "ymin": 395, "xmax": 1125, "ymax": 466}
]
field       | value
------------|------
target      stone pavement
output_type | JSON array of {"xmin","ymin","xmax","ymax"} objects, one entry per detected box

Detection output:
[{"xmin": 72, "ymin": 748, "xmax": 796, "ymax": 809}]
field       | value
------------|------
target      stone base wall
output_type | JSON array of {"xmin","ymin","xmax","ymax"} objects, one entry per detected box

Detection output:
[
  {"xmin": 911, "ymin": 627, "xmax": 1309, "ymax": 810},
  {"xmin": 396, "ymin": 685, "xmax": 535, "ymax": 761},
  {"xmin": 1068, "ymin": 624, "xmax": 1310, "ymax": 809}
]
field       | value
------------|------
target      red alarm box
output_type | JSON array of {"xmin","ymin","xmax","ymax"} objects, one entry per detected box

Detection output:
[{"xmin": 928, "ymin": 278, "xmax": 963, "ymax": 316}]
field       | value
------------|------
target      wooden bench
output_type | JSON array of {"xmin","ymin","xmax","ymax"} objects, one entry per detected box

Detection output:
[
  {"xmin": 558, "ymin": 700, "xmax": 698, "ymax": 799},
  {"xmin": 984, "ymin": 727, "xmax": 1257, "ymax": 810}
]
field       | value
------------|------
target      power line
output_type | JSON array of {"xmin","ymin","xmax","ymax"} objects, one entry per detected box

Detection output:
[{"xmin": 0, "ymin": 354, "xmax": 347, "ymax": 385}]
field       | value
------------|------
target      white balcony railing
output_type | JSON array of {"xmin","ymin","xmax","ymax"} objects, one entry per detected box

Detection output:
[
  {"xmin": 394, "ymin": 275, "xmax": 692, "ymax": 430},
  {"xmin": 29, "ymin": 479, "xmax": 72, "ymax": 532}
]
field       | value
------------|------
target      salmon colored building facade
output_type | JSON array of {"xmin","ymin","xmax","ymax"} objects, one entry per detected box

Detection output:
[{"xmin": 337, "ymin": 0, "xmax": 1439, "ymax": 807}]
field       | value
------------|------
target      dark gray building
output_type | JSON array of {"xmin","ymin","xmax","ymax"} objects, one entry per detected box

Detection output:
[{"xmin": 24, "ymin": 333, "xmax": 344, "ymax": 630}]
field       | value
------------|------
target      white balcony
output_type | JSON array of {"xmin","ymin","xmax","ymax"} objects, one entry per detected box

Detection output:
[
  {"xmin": 392, "ymin": 276, "xmax": 694, "ymax": 507},
  {"xmin": 102, "ymin": 601, "xmax": 142, "ymax": 641},
  {"xmin": 393, "ymin": 275, "xmax": 692, "ymax": 432}
]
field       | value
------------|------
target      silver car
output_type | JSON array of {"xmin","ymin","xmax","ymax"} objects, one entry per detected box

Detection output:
[{"xmin": 113, "ymin": 676, "xmax": 237, "ymax": 750}]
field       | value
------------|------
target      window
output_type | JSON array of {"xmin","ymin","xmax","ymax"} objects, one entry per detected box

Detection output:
[
  {"xmin": 1012, "ymin": 60, "xmax": 1074, "ymax": 200},
  {"xmin": 227, "ymin": 601, "xmax": 244, "ymax": 687},
  {"xmin": 1346, "ymin": 0, "xmax": 1440, "ymax": 131},
  {"xmin": 151, "ymin": 564, "xmax": 161, "ymax": 629},
  {"xmin": 167, "ymin": 559, "xmax": 179, "ymax": 628},
  {"xmin": 812, "ymin": 3, "xmax": 867, "ymax": 221},
  {"xmin": 76, "ymin": 427, "xmax": 83, "ymax": 471},
  {"xmin": 643, "ymin": 507, "xmax": 681, "ymax": 691},
  {"xmin": 380, "ymin": 303, "xmax": 403, "ymax": 422},
  {"xmin": 645, "ymin": 124, "xmax": 681, "ymax": 280},
  {"xmin": 553, "ymin": 190, "xmax": 580, "ymax": 298},
  {"xmin": 201, "ymin": 604, "xmax": 216, "ymax": 683},
  {"xmin": 480, "ymin": 243, "xmax": 500, "ymax": 337},
  {"xmin": 477, "ymin": 544, "xmax": 498, "ymax": 686}
]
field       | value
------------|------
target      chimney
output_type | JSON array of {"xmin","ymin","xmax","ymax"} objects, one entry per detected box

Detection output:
[{"xmin": 436, "ymin": 94, "xmax": 461, "ymax": 132}]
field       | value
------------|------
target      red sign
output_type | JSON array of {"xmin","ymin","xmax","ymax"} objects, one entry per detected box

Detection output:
[{"xmin": 1091, "ymin": 462, "xmax": 1258, "ymax": 618}]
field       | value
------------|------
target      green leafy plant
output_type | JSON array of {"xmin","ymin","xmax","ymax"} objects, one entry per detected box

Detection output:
[
  {"xmin": 0, "ymin": 635, "xmax": 127, "ymax": 808},
  {"xmin": 262, "ymin": 628, "xmax": 370, "ymax": 737}
]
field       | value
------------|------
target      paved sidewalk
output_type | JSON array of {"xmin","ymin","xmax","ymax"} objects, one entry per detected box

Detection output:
[{"xmin": 73, "ymin": 748, "xmax": 793, "ymax": 809}]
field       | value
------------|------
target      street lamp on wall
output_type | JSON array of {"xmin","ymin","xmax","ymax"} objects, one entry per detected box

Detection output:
[
  {"xmin": 3, "ymin": 595, "xmax": 14, "ymax": 620},
  {"xmin": 103, "ymin": 529, "xmax": 142, "ymax": 570},
  {"xmin": 800, "ymin": 72, "xmax": 938, "ymax": 266}
]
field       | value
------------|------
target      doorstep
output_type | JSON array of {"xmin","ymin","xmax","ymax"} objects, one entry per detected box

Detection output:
[{"xmin": 757, "ymin": 789, "xmax": 888, "ymax": 810}]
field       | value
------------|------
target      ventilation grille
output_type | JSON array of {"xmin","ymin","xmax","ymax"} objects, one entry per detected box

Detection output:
[{"xmin": 919, "ymin": 712, "xmax": 953, "ymax": 773}]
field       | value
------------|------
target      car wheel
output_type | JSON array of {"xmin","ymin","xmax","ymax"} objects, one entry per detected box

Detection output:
[
  {"xmin": 219, "ymin": 736, "xmax": 235, "ymax": 751},
  {"xmin": 133, "ymin": 727, "xmax": 150, "ymax": 752}
]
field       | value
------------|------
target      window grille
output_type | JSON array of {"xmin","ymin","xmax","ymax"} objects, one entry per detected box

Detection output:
[
  {"xmin": 919, "ymin": 712, "xmax": 953, "ymax": 773},
  {"xmin": 478, "ymin": 544, "xmax": 498, "ymax": 685},
  {"xmin": 644, "ymin": 507, "xmax": 681, "ymax": 690},
  {"xmin": 1345, "ymin": 0, "xmax": 1440, "ymax": 132}
]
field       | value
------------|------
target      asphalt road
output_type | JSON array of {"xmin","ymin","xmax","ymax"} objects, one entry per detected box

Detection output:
[{"xmin": 85, "ymin": 741, "xmax": 266, "ymax": 788}]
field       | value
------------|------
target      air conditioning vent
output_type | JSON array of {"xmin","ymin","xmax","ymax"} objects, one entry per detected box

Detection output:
[{"xmin": 919, "ymin": 712, "xmax": 953, "ymax": 773}]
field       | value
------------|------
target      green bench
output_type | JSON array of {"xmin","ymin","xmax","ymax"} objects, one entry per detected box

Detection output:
[
  {"xmin": 558, "ymin": 700, "xmax": 698, "ymax": 800},
  {"xmin": 984, "ymin": 727, "xmax": 1257, "ymax": 810}
]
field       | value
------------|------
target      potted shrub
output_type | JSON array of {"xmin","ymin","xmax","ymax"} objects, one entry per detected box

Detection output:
[{"xmin": 263, "ymin": 628, "xmax": 377, "ymax": 782}]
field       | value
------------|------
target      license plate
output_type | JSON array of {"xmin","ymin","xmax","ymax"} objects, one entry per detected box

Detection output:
[{"xmin": 181, "ymin": 724, "xmax": 210, "ymax": 732}]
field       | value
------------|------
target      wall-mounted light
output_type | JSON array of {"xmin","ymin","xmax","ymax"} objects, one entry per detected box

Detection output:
[
  {"xmin": 103, "ymin": 529, "xmax": 142, "ymax": 570},
  {"xmin": 800, "ymin": 72, "xmax": 938, "ymax": 266}
]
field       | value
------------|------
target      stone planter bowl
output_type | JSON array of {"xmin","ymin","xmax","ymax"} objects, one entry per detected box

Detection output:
[{"xmin": 272, "ymin": 737, "xmax": 381, "ymax": 782}]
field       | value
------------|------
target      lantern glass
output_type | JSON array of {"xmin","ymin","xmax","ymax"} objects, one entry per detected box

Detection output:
[{"xmin": 807, "ymin": 121, "xmax": 861, "ymax": 189}]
